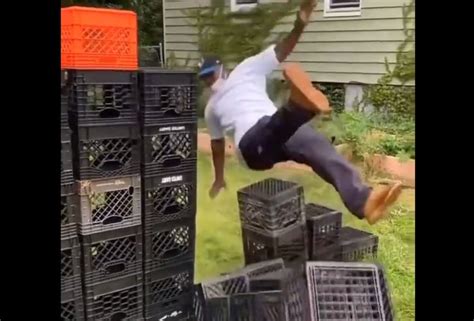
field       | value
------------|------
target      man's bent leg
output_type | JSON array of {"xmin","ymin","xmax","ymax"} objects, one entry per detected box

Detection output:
[
  {"xmin": 239, "ymin": 104, "xmax": 314, "ymax": 170},
  {"xmin": 284, "ymin": 124, "xmax": 371, "ymax": 218},
  {"xmin": 262, "ymin": 102, "xmax": 316, "ymax": 145}
]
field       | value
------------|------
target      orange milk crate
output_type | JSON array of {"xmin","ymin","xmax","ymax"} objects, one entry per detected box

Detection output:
[{"xmin": 61, "ymin": 6, "xmax": 138, "ymax": 70}]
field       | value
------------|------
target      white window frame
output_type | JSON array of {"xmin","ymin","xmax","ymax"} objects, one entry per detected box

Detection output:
[
  {"xmin": 230, "ymin": 0, "xmax": 259, "ymax": 13},
  {"xmin": 324, "ymin": 0, "xmax": 362, "ymax": 18}
]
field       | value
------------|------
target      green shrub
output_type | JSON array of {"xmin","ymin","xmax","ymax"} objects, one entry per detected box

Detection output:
[
  {"xmin": 364, "ymin": 0, "xmax": 415, "ymax": 118},
  {"xmin": 317, "ymin": 112, "xmax": 415, "ymax": 160},
  {"xmin": 318, "ymin": 83, "xmax": 345, "ymax": 113}
]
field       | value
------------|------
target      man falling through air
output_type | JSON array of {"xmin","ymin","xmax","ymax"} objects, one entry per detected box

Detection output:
[{"xmin": 199, "ymin": 0, "xmax": 402, "ymax": 224}]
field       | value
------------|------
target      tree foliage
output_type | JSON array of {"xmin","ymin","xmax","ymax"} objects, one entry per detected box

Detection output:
[{"xmin": 184, "ymin": 2, "xmax": 298, "ymax": 68}]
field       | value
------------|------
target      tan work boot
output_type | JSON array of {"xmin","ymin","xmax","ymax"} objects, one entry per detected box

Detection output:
[
  {"xmin": 364, "ymin": 182, "xmax": 403, "ymax": 225},
  {"xmin": 283, "ymin": 63, "xmax": 331, "ymax": 114}
]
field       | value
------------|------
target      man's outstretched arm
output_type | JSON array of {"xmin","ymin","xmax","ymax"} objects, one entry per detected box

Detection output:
[
  {"xmin": 274, "ymin": 0, "xmax": 317, "ymax": 63},
  {"xmin": 209, "ymin": 138, "xmax": 226, "ymax": 198},
  {"xmin": 205, "ymin": 104, "xmax": 227, "ymax": 198}
]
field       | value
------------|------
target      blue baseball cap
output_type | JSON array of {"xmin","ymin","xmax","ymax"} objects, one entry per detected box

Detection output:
[{"xmin": 198, "ymin": 56, "xmax": 222, "ymax": 78}]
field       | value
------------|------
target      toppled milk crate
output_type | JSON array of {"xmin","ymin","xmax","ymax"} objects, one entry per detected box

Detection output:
[
  {"xmin": 204, "ymin": 296, "xmax": 230, "ymax": 321},
  {"xmin": 65, "ymin": 70, "xmax": 139, "ymax": 126},
  {"xmin": 312, "ymin": 227, "xmax": 378, "ymax": 262},
  {"xmin": 144, "ymin": 218, "xmax": 195, "ymax": 272},
  {"xmin": 201, "ymin": 273, "xmax": 249, "ymax": 299},
  {"xmin": 305, "ymin": 203, "xmax": 342, "ymax": 259},
  {"xmin": 61, "ymin": 285, "xmax": 85, "ymax": 321},
  {"xmin": 249, "ymin": 268, "xmax": 310, "ymax": 321},
  {"xmin": 80, "ymin": 225, "xmax": 143, "ymax": 285},
  {"xmin": 72, "ymin": 123, "xmax": 140, "ymax": 180},
  {"xmin": 306, "ymin": 261, "xmax": 394, "ymax": 321},
  {"xmin": 143, "ymin": 261, "xmax": 195, "ymax": 319},
  {"xmin": 229, "ymin": 291, "xmax": 287, "ymax": 321},
  {"xmin": 229, "ymin": 292, "xmax": 260, "ymax": 321},
  {"xmin": 76, "ymin": 175, "xmax": 141, "ymax": 235},
  {"xmin": 139, "ymin": 68, "xmax": 198, "ymax": 124},
  {"xmin": 83, "ymin": 273, "xmax": 144, "ymax": 321},
  {"xmin": 377, "ymin": 265, "xmax": 395, "ymax": 321},
  {"xmin": 61, "ymin": 236, "xmax": 82, "ymax": 293},
  {"xmin": 242, "ymin": 224, "xmax": 308, "ymax": 266},
  {"xmin": 142, "ymin": 121, "xmax": 197, "ymax": 177},
  {"xmin": 61, "ymin": 183, "xmax": 77, "ymax": 240},
  {"xmin": 241, "ymin": 258, "xmax": 285, "ymax": 279},
  {"xmin": 142, "ymin": 171, "xmax": 196, "ymax": 226},
  {"xmin": 237, "ymin": 178, "xmax": 305, "ymax": 232},
  {"xmin": 61, "ymin": 6, "xmax": 138, "ymax": 70}
]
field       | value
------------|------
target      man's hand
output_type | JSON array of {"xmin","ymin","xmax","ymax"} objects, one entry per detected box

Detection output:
[
  {"xmin": 298, "ymin": 0, "xmax": 317, "ymax": 26},
  {"xmin": 275, "ymin": 0, "xmax": 316, "ymax": 62},
  {"xmin": 209, "ymin": 179, "xmax": 226, "ymax": 199}
]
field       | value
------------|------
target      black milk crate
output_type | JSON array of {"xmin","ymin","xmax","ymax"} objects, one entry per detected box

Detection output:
[
  {"xmin": 142, "ymin": 121, "xmax": 197, "ymax": 177},
  {"xmin": 61, "ymin": 71, "xmax": 70, "ymax": 130},
  {"xmin": 229, "ymin": 293, "xmax": 259, "ymax": 321},
  {"xmin": 250, "ymin": 291, "xmax": 287, "ymax": 321},
  {"xmin": 72, "ymin": 123, "xmax": 140, "ymax": 180},
  {"xmin": 80, "ymin": 225, "xmax": 143, "ymax": 285},
  {"xmin": 249, "ymin": 268, "xmax": 310, "ymax": 321},
  {"xmin": 305, "ymin": 203, "xmax": 342, "ymax": 259},
  {"xmin": 229, "ymin": 291, "xmax": 287, "ymax": 321},
  {"xmin": 61, "ymin": 236, "xmax": 82, "ymax": 293},
  {"xmin": 65, "ymin": 70, "xmax": 139, "ymax": 126},
  {"xmin": 241, "ymin": 258, "xmax": 285, "ymax": 279},
  {"xmin": 139, "ymin": 68, "xmax": 198, "ymax": 124},
  {"xmin": 313, "ymin": 227, "xmax": 378, "ymax": 262},
  {"xmin": 201, "ymin": 273, "xmax": 249, "ymax": 300},
  {"xmin": 237, "ymin": 178, "xmax": 305, "ymax": 232},
  {"xmin": 144, "ymin": 218, "xmax": 196, "ymax": 271},
  {"xmin": 205, "ymin": 296, "xmax": 230, "ymax": 321},
  {"xmin": 61, "ymin": 286, "xmax": 85, "ymax": 321},
  {"xmin": 61, "ymin": 128, "xmax": 74, "ymax": 185},
  {"xmin": 377, "ymin": 265, "xmax": 395, "ymax": 321},
  {"xmin": 194, "ymin": 285, "xmax": 206, "ymax": 321},
  {"xmin": 144, "ymin": 303, "xmax": 195, "ymax": 321},
  {"xmin": 306, "ymin": 261, "xmax": 394, "ymax": 321},
  {"xmin": 144, "ymin": 261, "xmax": 195, "ymax": 319},
  {"xmin": 242, "ymin": 224, "xmax": 308, "ymax": 266},
  {"xmin": 83, "ymin": 273, "xmax": 144, "ymax": 321},
  {"xmin": 143, "ymin": 171, "xmax": 197, "ymax": 226},
  {"xmin": 61, "ymin": 183, "xmax": 77, "ymax": 240},
  {"xmin": 76, "ymin": 175, "xmax": 141, "ymax": 235}
]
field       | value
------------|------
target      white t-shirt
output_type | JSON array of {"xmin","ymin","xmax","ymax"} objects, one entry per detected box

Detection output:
[{"xmin": 204, "ymin": 45, "xmax": 280, "ymax": 153}]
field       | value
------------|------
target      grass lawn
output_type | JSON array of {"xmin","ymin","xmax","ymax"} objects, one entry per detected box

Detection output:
[
  {"xmin": 195, "ymin": 152, "xmax": 415, "ymax": 321},
  {"xmin": 198, "ymin": 117, "xmax": 206, "ymax": 131}
]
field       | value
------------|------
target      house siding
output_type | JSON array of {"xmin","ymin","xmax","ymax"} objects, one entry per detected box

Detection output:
[{"xmin": 164, "ymin": 0, "xmax": 414, "ymax": 85}]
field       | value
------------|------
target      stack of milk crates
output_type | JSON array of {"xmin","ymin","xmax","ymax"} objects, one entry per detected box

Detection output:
[
  {"xmin": 61, "ymin": 6, "xmax": 144, "ymax": 320},
  {"xmin": 237, "ymin": 178, "xmax": 379, "ymax": 266},
  {"xmin": 61, "ymin": 61, "xmax": 83, "ymax": 321},
  {"xmin": 237, "ymin": 178, "xmax": 309, "ymax": 268},
  {"xmin": 193, "ymin": 178, "xmax": 392, "ymax": 321},
  {"xmin": 138, "ymin": 67, "xmax": 198, "ymax": 320}
]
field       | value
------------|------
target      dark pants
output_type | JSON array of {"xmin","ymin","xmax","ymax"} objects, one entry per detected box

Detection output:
[{"xmin": 238, "ymin": 102, "xmax": 371, "ymax": 219}]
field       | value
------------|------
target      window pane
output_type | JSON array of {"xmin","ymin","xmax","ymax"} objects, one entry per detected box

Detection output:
[
  {"xmin": 330, "ymin": 0, "xmax": 360, "ymax": 8},
  {"xmin": 236, "ymin": 0, "xmax": 258, "ymax": 4}
]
